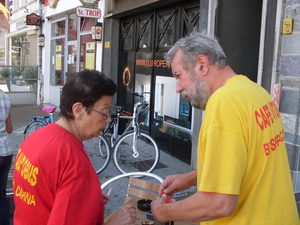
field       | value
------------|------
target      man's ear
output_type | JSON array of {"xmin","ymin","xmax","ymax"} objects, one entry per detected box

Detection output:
[
  {"xmin": 196, "ymin": 54, "xmax": 209, "ymax": 75},
  {"xmin": 72, "ymin": 102, "xmax": 84, "ymax": 118}
]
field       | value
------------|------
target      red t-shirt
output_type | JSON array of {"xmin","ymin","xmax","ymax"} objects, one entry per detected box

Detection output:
[{"xmin": 13, "ymin": 123, "xmax": 105, "ymax": 225}]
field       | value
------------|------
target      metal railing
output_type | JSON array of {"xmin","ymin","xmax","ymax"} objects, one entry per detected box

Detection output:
[{"xmin": 0, "ymin": 65, "xmax": 38, "ymax": 93}]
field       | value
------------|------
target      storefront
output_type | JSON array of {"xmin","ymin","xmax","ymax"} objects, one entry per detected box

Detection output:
[
  {"xmin": 48, "ymin": 15, "xmax": 98, "ymax": 86},
  {"xmin": 102, "ymin": 0, "xmax": 267, "ymax": 165},
  {"xmin": 43, "ymin": 0, "xmax": 103, "ymax": 106},
  {"xmin": 104, "ymin": 1, "xmax": 200, "ymax": 164}
]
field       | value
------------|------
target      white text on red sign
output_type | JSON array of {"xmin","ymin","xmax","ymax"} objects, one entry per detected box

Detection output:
[{"xmin": 76, "ymin": 7, "xmax": 101, "ymax": 18}]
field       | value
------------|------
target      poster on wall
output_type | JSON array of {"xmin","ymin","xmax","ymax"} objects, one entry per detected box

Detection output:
[
  {"xmin": 85, "ymin": 42, "xmax": 95, "ymax": 70},
  {"xmin": 56, "ymin": 45, "xmax": 62, "ymax": 70}
]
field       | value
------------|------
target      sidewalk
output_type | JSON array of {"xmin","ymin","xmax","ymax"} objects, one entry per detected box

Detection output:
[{"xmin": 7, "ymin": 104, "xmax": 196, "ymax": 221}]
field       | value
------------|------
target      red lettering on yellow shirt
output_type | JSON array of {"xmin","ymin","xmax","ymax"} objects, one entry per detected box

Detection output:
[
  {"xmin": 263, "ymin": 129, "xmax": 284, "ymax": 156},
  {"xmin": 255, "ymin": 100, "xmax": 281, "ymax": 131}
]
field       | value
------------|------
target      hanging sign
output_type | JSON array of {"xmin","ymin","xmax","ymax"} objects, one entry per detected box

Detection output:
[
  {"xmin": 26, "ymin": 13, "xmax": 41, "ymax": 26},
  {"xmin": 79, "ymin": 0, "xmax": 100, "ymax": 7},
  {"xmin": 76, "ymin": 6, "xmax": 101, "ymax": 18}
]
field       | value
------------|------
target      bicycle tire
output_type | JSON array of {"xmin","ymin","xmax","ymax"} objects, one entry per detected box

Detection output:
[
  {"xmin": 24, "ymin": 121, "xmax": 45, "ymax": 139},
  {"xmin": 113, "ymin": 131, "xmax": 160, "ymax": 174},
  {"xmin": 84, "ymin": 135, "xmax": 111, "ymax": 174}
]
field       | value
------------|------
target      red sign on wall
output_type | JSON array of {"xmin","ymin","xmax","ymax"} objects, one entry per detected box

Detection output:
[{"xmin": 26, "ymin": 13, "xmax": 41, "ymax": 26}]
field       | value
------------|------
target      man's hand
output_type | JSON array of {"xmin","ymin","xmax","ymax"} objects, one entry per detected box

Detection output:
[
  {"xmin": 151, "ymin": 195, "xmax": 171, "ymax": 222},
  {"xmin": 159, "ymin": 171, "xmax": 197, "ymax": 197}
]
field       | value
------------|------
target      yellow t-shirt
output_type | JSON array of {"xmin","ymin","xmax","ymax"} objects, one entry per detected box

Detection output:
[{"xmin": 197, "ymin": 75, "xmax": 299, "ymax": 224}]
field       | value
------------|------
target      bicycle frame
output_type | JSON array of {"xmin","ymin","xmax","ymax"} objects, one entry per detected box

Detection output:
[
  {"xmin": 23, "ymin": 106, "xmax": 57, "ymax": 137},
  {"xmin": 86, "ymin": 92, "xmax": 158, "ymax": 175},
  {"xmin": 101, "ymin": 98, "xmax": 148, "ymax": 153}
]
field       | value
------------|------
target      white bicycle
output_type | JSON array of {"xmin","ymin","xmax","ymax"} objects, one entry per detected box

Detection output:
[{"xmin": 84, "ymin": 92, "xmax": 160, "ymax": 175}]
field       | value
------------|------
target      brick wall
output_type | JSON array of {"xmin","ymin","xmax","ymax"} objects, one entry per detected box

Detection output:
[
  {"xmin": 280, "ymin": 0, "xmax": 300, "ymax": 215},
  {"xmin": 0, "ymin": 13, "xmax": 9, "ymax": 30}
]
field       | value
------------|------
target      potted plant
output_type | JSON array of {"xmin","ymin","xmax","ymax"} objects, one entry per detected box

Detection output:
[
  {"xmin": 0, "ymin": 67, "xmax": 10, "ymax": 78},
  {"xmin": 23, "ymin": 67, "xmax": 38, "ymax": 91},
  {"xmin": 0, "ymin": 67, "xmax": 12, "ymax": 91}
]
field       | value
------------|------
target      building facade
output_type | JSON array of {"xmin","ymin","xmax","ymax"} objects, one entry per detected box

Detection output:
[
  {"xmin": 0, "ymin": 0, "xmax": 9, "ymax": 65},
  {"xmin": 280, "ymin": 0, "xmax": 300, "ymax": 213},
  {"xmin": 42, "ymin": 0, "xmax": 104, "ymax": 106},
  {"xmin": 6, "ymin": 0, "xmax": 104, "ymax": 105},
  {"xmin": 4, "ymin": 0, "xmax": 40, "ymax": 104}
]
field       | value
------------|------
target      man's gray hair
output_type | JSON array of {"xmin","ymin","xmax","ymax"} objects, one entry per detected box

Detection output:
[{"xmin": 164, "ymin": 31, "xmax": 228, "ymax": 71}]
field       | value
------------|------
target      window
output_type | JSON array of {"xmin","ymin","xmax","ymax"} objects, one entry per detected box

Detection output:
[
  {"xmin": 68, "ymin": 14, "xmax": 77, "ymax": 41},
  {"xmin": 50, "ymin": 38, "xmax": 65, "ymax": 86},
  {"xmin": 20, "ymin": 0, "xmax": 27, "ymax": 7},
  {"xmin": 51, "ymin": 20, "xmax": 65, "ymax": 37},
  {"xmin": 11, "ymin": 35, "xmax": 30, "ymax": 67},
  {"xmin": 50, "ymin": 18, "xmax": 66, "ymax": 86},
  {"xmin": 50, "ymin": 15, "xmax": 96, "ymax": 86}
]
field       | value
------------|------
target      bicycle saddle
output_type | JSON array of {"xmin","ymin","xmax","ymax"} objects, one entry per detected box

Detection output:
[
  {"xmin": 42, "ymin": 106, "xmax": 57, "ymax": 113},
  {"xmin": 112, "ymin": 105, "xmax": 123, "ymax": 112}
]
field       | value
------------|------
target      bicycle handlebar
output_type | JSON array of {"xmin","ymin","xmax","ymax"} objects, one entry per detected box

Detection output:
[{"xmin": 129, "ymin": 92, "xmax": 143, "ymax": 97}]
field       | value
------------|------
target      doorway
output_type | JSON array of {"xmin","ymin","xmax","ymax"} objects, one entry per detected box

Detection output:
[
  {"xmin": 215, "ymin": 0, "xmax": 263, "ymax": 82},
  {"xmin": 117, "ymin": 1, "xmax": 200, "ymax": 164}
]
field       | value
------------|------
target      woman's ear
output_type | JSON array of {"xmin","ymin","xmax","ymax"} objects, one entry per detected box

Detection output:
[{"xmin": 72, "ymin": 102, "xmax": 84, "ymax": 118}]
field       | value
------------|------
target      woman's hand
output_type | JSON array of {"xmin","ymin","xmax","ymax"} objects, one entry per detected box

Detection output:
[
  {"xmin": 102, "ymin": 192, "xmax": 111, "ymax": 205},
  {"xmin": 105, "ymin": 203, "xmax": 136, "ymax": 225}
]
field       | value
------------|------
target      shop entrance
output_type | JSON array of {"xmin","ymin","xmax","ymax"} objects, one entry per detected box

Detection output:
[
  {"xmin": 215, "ymin": 0, "xmax": 263, "ymax": 83},
  {"xmin": 117, "ymin": 1, "xmax": 200, "ymax": 164}
]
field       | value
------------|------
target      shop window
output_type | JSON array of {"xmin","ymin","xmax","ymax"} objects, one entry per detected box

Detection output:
[
  {"xmin": 68, "ymin": 14, "xmax": 77, "ymax": 41},
  {"xmin": 51, "ymin": 20, "xmax": 65, "ymax": 37},
  {"xmin": 67, "ymin": 44, "xmax": 77, "ymax": 81},
  {"xmin": 120, "ymin": 20, "xmax": 134, "ymax": 51},
  {"xmin": 156, "ymin": 9, "xmax": 177, "ymax": 49},
  {"xmin": 182, "ymin": 5, "xmax": 200, "ymax": 36},
  {"xmin": 135, "ymin": 73, "xmax": 151, "ymax": 128},
  {"xmin": 80, "ymin": 35, "xmax": 96, "ymax": 70},
  {"xmin": 11, "ymin": 35, "xmax": 30, "ymax": 67},
  {"xmin": 50, "ymin": 16, "xmax": 96, "ymax": 86},
  {"xmin": 80, "ymin": 17, "xmax": 97, "ymax": 31},
  {"xmin": 50, "ymin": 38, "xmax": 65, "ymax": 86},
  {"xmin": 137, "ymin": 15, "xmax": 153, "ymax": 50}
]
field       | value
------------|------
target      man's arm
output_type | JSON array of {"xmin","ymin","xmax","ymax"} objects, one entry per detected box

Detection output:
[
  {"xmin": 152, "ymin": 191, "xmax": 238, "ymax": 223},
  {"xmin": 6, "ymin": 112, "xmax": 13, "ymax": 134},
  {"xmin": 159, "ymin": 170, "xmax": 197, "ymax": 196}
]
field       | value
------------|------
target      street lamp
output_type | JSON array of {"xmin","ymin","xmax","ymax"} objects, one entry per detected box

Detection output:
[{"xmin": 91, "ymin": 22, "xmax": 102, "ymax": 41}]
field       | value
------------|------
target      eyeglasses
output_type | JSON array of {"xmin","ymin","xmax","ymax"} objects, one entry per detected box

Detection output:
[{"xmin": 91, "ymin": 108, "xmax": 111, "ymax": 120}]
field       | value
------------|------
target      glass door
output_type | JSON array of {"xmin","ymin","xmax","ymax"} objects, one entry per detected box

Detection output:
[{"xmin": 66, "ymin": 43, "xmax": 77, "ymax": 82}]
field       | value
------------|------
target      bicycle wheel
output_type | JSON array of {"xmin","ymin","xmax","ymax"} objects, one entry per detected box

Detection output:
[
  {"xmin": 84, "ymin": 135, "xmax": 111, "ymax": 174},
  {"xmin": 113, "ymin": 131, "xmax": 160, "ymax": 174},
  {"xmin": 24, "ymin": 121, "xmax": 45, "ymax": 139}
]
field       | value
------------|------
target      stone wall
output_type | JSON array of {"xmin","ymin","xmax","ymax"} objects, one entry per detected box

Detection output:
[{"xmin": 280, "ymin": 0, "xmax": 300, "ymax": 213}]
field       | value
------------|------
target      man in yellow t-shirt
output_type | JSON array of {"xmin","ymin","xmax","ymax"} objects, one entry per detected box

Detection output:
[{"xmin": 151, "ymin": 32, "xmax": 299, "ymax": 224}]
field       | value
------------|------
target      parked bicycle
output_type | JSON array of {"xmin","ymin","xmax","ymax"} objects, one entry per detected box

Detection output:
[
  {"xmin": 23, "ymin": 106, "xmax": 57, "ymax": 139},
  {"xmin": 84, "ymin": 92, "xmax": 160, "ymax": 175}
]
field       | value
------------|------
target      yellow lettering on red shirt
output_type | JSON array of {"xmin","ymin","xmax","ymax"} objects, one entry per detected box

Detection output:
[
  {"xmin": 14, "ymin": 149, "xmax": 39, "ymax": 186},
  {"xmin": 15, "ymin": 185, "xmax": 36, "ymax": 206}
]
